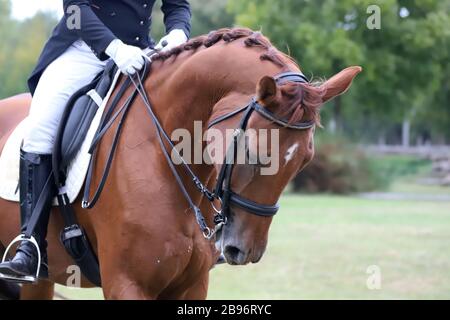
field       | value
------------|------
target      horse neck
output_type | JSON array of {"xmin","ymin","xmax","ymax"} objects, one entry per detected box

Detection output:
[
  {"xmin": 108, "ymin": 42, "xmax": 293, "ymax": 244},
  {"xmin": 122, "ymin": 43, "xmax": 289, "ymax": 207}
]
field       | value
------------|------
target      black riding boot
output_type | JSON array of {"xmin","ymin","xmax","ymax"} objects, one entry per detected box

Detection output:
[{"xmin": 0, "ymin": 150, "xmax": 54, "ymax": 283}]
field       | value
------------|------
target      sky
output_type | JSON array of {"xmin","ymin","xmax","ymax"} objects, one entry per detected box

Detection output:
[{"xmin": 12, "ymin": 0, "xmax": 62, "ymax": 20}]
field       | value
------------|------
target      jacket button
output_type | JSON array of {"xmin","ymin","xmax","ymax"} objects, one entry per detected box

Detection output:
[
  {"xmin": 135, "ymin": 36, "xmax": 140, "ymax": 41},
  {"xmin": 143, "ymin": 3, "xmax": 148, "ymax": 8},
  {"xmin": 140, "ymin": 20, "xmax": 144, "ymax": 26}
]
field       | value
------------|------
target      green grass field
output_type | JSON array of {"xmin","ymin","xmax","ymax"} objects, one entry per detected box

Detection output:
[{"xmin": 57, "ymin": 185, "xmax": 450, "ymax": 300}]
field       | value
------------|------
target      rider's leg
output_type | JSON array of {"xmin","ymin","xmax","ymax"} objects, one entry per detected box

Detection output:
[{"xmin": 0, "ymin": 40, "xmax": 107, "ymax": 282}]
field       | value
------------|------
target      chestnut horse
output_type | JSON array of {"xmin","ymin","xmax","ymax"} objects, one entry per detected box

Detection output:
[{"xmin": 0, "ymin": 28, "xmax": 361, "ymax": 299}]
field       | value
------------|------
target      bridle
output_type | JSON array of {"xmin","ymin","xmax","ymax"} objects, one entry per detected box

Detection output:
[
  {"xmin": 83, "ymin": 62, "xmax": 314, "ymax": 239},
  {"xmin": 208, "ymin": 72, "xmax": 315, "ymax": 223}
]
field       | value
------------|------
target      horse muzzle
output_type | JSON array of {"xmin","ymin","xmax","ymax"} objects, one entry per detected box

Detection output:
[{"xmin": 222, "ymin": 242, "xmax": 265, "ymax": 265}]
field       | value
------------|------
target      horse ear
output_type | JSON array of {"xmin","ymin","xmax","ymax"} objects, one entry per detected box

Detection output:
[
  {"xmin": 321, "ymin": 66, "xmax": 362, "ymax": 103},
  {"xmin": 256, "ymin": 76, "xmax": 278, "ymax": 105}
]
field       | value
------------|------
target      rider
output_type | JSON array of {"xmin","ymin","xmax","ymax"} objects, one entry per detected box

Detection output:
[{"xmin": 0, "ymin": 0, "xmax": 191, "ymax": 282}]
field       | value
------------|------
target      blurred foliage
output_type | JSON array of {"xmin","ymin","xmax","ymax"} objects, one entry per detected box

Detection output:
[
  {"xmin": 151, "ymin": 0, "xmax": 234, "ymax": 38},
  {"xmin": 292, "ymin": 133, "xmax": 434, "ymax": 194},
  {"xmin": 370, "ymin": 153, "xmax": 431, "ymax": 179},
  {"xmin": 292, "ymin": 135, "xmax": 386, "ymax": 194},
  {"xmin": 0, "ymin": 0, "xmax": 57, "ymax": 97},
  {"xmin": 228, "ymin": 0, "xmax": 450, "ymax": 143}
]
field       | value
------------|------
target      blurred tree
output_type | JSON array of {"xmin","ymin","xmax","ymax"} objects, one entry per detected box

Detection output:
[
  {"xmin": 0, "ymin": 0, "xmax": 15, "ymax": 96},
  {"xmin": 228, "ymin": 0, "xmax": 450, "ymax": 143},
  {"xmin": 0, "ymin": 0, "xmax": 57, "ymax": 98},
  {"xmin": 1, "ymin": 12, "xmax": 57, "ymax": 97},
  {"xmin": 189, "ymin": 0, "xmax": 235, "ymax": 36}
]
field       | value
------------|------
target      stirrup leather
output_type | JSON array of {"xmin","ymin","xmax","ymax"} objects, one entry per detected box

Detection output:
[{"xmin": 0, "ymin": 235, "xmax": 41, "ymax": 283}]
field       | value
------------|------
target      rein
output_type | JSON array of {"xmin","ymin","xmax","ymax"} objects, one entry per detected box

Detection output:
[{"xmin": 82, "ymin": 62, "xmax": 314, "ymax": 240}]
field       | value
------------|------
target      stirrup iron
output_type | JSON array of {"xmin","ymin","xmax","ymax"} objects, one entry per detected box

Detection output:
[{"xmin": 1, "ymin": 235, "xmax": 41, "ymax": 283}]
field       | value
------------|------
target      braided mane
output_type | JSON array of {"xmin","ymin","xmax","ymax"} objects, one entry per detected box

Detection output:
[{"xmin": 152, "ymin": 28, "xmax": 297, "ymax": 69}]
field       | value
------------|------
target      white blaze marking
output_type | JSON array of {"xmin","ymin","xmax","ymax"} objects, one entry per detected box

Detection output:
[{"xmin": 284, "ymin": 143, "xmax": 299, "ymax": 165}]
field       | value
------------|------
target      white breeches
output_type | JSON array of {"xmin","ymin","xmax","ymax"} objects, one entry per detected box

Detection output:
[{"xmin": 23, "ymin": 40, "xmax": 108, "ymax": 154}]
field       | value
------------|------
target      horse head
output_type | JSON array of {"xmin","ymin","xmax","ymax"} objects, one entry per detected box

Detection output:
[{"xmin": 208, "ymin": 66, "xmax": 362, "ymax": 265}]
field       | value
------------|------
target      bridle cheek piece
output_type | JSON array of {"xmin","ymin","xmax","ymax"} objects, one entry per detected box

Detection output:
[{"xmin": 207, "ymin": 72, "xmax": 314, "ymax": 227}]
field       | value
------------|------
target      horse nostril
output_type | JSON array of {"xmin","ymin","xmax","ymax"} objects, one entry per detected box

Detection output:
[
  {"xmin": 224, "ymin": 245, "xmax": 240, "ymax": 257},
  {"xmin": 223, "ymin": 245, "xmax": 244, "ymax": 265}
]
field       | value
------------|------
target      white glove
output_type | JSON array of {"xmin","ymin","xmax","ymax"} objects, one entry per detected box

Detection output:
[
  {"xmin": 106, "ymin": 39, "xmax": 150, "ymax": 75},
  {"xmin": 155, "ymin": 29, "xmax": 188, "ymax": 52}
]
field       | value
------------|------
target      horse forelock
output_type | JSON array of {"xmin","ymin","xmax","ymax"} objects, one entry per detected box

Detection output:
[{"xmin": 277, "ymin": 82, "xmax": 326, "ymax": 127}]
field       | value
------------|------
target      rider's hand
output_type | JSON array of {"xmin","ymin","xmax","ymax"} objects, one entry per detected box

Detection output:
[
  {"xmin": 106, "ymin": 39, "xmax": 149, "ymax": 75},
  {"xmin": 155, "ymin": 29, "xmax": 188, "ymax": 52}
]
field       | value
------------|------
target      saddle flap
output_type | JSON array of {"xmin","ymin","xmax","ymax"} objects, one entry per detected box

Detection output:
[
  {"xmin": 55, "ymin": 61, "xmax": 117, "ymax": 172},
  {"xmin": 60, "ymin": 95, "xmax": 99, "ymax": 168}
]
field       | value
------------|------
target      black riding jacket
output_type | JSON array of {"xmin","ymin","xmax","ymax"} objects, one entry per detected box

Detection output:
[{"xmin": 28, "ymin": 0, "xmax": 191, "ymax": 95}]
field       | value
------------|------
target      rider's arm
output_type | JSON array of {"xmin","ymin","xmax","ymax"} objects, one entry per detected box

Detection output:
[
  {"xmin": 161, "ymin": 0, "xmax": 192, "ymax": 38},
  {"xmin": 63, "ymin": 0, "xmax": 117, "ymax": 60},
  {"xmin": 155, "ymin": 0, "xmax": 191, "ymax": 51},
  {"xmin": 63, "ymin": 0, "xmax": 147, "ymax": 75}
]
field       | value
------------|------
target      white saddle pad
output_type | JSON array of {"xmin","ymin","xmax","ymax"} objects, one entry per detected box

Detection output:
[{"xmin": 0, "ymin": 70, "xmax": 121, "ymax": 205}]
